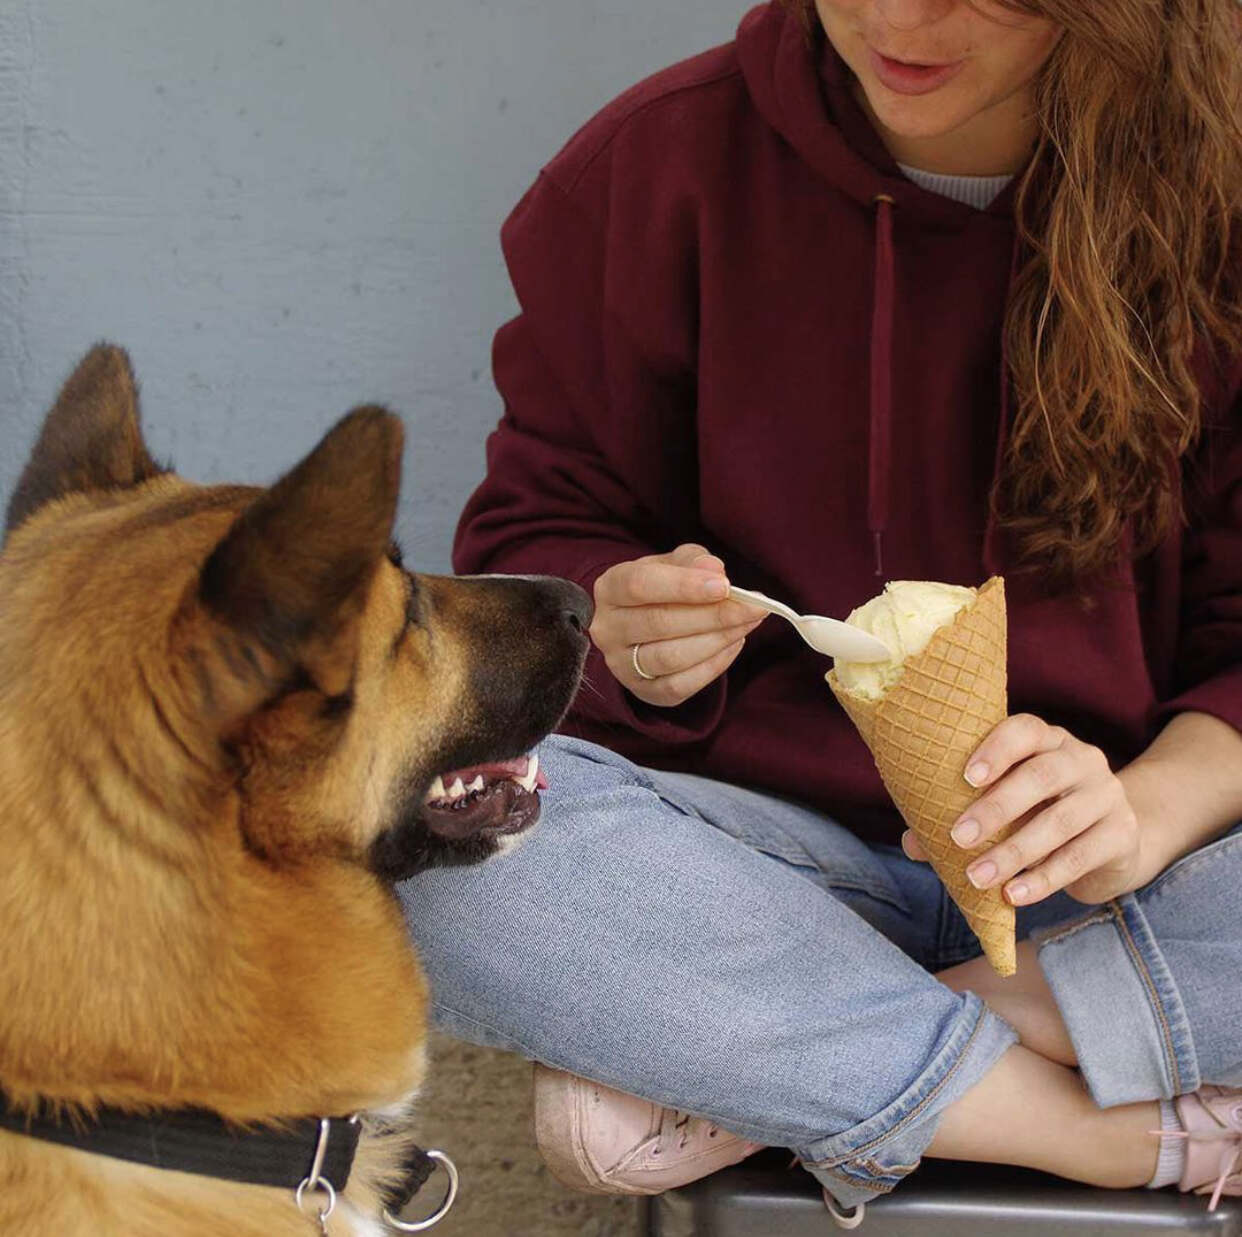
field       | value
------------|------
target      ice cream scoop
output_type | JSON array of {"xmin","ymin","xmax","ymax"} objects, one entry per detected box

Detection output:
[
  {"xmin": 832, "ymin": 580, "xmax": 977, "ymax": 700},
  {"xmin": 727, "ymin": 585, "xmax": 892, "ymax": 662}
]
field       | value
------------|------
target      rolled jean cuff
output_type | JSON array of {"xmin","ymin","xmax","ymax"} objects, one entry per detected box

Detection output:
[
  {"xmin": 1035, "ymin": 897, "xmax": 1198, "ymax": 1108},
  {"xmin": 799, "ymin": 993, "xmax": 1018, "ymax": 1210}
]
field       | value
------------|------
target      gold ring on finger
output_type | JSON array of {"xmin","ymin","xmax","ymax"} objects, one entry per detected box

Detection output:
[{"xmin": 631, "ymin": 642, "xmax": 658, "ymax": 681}]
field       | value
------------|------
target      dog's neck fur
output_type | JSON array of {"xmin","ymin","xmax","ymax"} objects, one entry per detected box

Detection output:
[{"xmin": 0, "ymin": 774, "xmax": 427, "ymax": 1121}]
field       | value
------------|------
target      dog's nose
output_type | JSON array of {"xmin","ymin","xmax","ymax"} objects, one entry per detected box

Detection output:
[{"xmin": 546, "ymin": 578, "xmax": 593, "ymax": 634}]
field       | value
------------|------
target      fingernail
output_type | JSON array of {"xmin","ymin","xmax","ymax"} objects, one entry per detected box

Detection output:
[
  {"xmin": 1007, "ymin": 881, "xmax": 1029, "ymax": 904},
  {"xmin": 952, "ymin": 819, "xmax": 980, "ymax": 847},
  {"xmin": 701, "ymin": 577, "xmax": 728, "ymax": 600},
  {"xmin": 967, "ymin": 860, "xmax": 996, "ymax": 888},
  {"xmin": 964, "ymin": 761, "xmax": 990, "ymax": 788}
]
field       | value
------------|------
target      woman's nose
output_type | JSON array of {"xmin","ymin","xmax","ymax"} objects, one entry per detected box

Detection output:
[{"xmin": 872, "ymin": 0, "xmax": 956, "ymax": 32}]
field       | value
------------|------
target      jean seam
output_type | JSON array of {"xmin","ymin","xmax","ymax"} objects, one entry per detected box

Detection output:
[
  {"xmin": 1109, "ymin": 899, "xmax": 1183, "ymax": 1096},
  {"xmin": 810, "ymin": 1004, "xmax": 989, "ymax": 1168},
  {"xmin": 559, "ymin": 739, "xmax": 658, "ymax": 793},
  {"xmin": 933, "ymin": 884, "xmax": 952, "ymax": 967},
  {"xmin": 934, "ymin": 890, "xmax": 982, "ymax": 967},
  {"xmin": 432, "ymin": 1002, "xmax": 541, "ymax": 1061},
  {"xmin": 858, "ymin": 1156, "xmax": 921, "ymax": 1175},
  {"xmin": 1034, "ymin": 909, "xmax": 1112, "ymax": 948},
  {"xmin": 813, "ymin": 1162, "xmax": 900, "ymax": 1193},
  {"xmin": 820, "ymin": 874, "xmax": 909, "ymax": 912}
]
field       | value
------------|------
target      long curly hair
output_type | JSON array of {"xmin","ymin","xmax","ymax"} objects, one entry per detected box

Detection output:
[{"xmin": 790, "ymin": 0, "xmax": 1242, "ymax": 582}]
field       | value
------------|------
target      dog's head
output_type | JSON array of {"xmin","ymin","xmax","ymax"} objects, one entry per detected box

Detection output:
[{"xmin": 0, "ymin": 344, "xmax": 590, "ymax": 883}]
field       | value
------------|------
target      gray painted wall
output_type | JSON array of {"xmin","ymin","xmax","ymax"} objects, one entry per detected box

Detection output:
[{"xmin": 0, "ymin": 1, "xmax": 739, "ymax": 570}]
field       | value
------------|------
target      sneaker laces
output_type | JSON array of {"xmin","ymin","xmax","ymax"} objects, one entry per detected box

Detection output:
[
  {"xmin": 1154, "ymin": 1127, "xmax": 1242, "ymax": 1211},
  {"xmin": 654, "ymin": 1107, "xmax": 720, "ymax": 1154}
]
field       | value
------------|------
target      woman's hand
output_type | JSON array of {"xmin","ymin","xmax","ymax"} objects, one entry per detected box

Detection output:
[
  {"xmin": 591, "ymin": 544, "xmax": 764, "ymax": 707},
  {"xmin": 900, "ymin": 713, "xmax": 1148, "ymax": 905}
]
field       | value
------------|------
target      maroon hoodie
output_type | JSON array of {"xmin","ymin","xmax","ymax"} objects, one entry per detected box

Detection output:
[{"xmin": 454, "ymin": 1, "xmax": 1242, "ymax": 841}]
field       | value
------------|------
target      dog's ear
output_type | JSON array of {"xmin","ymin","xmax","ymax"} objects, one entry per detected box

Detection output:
[
  {"xmin": 5, "ymin": 344, "xmax": 165, "ymax": 535},
  {"xmin": 199, "ymin": 407, "xmax": 403, "ymax": 700}
]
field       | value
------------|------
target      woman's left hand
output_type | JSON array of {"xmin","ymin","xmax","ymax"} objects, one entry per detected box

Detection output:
[{"xmin": 901, "ymin": 713, "xmax": 1147, "ymax": 906}]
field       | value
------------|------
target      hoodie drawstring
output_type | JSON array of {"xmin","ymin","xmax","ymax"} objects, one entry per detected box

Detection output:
[
  {"xmin": 868, "ymin": 196, "xmax": 1021, "ymax": 580},
  {"xmin": 868, "ymin": 194, "xmax": 896, "ymax": 578}
]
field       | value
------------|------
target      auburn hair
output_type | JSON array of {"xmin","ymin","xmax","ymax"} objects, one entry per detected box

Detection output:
[{"xmin": 788, "ymin": 0, "xmax": 1242, "ymax": 582}]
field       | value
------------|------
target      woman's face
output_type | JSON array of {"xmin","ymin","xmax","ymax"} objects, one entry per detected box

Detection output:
[{"xmin": 813, "ymin": 0, "xmax": 1062, "ymax": 172}]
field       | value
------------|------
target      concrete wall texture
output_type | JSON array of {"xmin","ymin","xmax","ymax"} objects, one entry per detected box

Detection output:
[
  {"xmin": 1, "ymin": 3, "xmax": 743, "ymax": 1234},
  {"xmin": 1, "ymin": 0, "xmax": 736, "ymax": 571}
]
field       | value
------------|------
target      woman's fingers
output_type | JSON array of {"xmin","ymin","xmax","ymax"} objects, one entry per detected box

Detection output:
[
  {"xmin": 591, "ymin": 546, "xmax": 765, "ymax": 696},
  {"xmin": 615, "ymin": 622, "xmax": 759, "ymax": 683},
  {"xmin": 900, "ymin": 712, "xmax": 1143, "ymax": 907},
  {"xmin": 666, "ymin": 542, "xmax": 725, "ymax": 572},
  {"xmin": 1063, "ymin": 813, "xmax": 1143, "ymax": 904},
  {"xmin": 595, "ymin": 598, "xmax": 763, "ymax": 648},
  {"xmin": 622, "ymin": 631, "xmax": 749, "ymax": 707},
  {"xmin": 592, "ymin": 544, "xmax": 775, "ymax": 706},
  {"xmin": 960, "ymin": 714, "xmax": 1068, "ymax": 794},
  {"xmin": 963, "ymin": 783, "xmax": 1114, "ymax": 893},
  {"xmin": 595, "ymin": 549, "xmax": 728, "ymax": 608},
  {"xmin": 951, "ymin": 748, "xmax": 1077, "ymax": 848},
  {"xmin": 999, "ymin": 810, "xmax": 1139, "ymax": 906},
  {"xmin": 901, "ymin": 830, "xmax": 928, "ymax": 862},
  {"xmin": 952, "ymin": 719, "xmax": 1106, "ymax": 850}
]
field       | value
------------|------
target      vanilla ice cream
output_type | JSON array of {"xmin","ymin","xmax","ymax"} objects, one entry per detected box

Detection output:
[{"xmin": 831, "ymin": 580, "xmax": 977, "ymax": 700}]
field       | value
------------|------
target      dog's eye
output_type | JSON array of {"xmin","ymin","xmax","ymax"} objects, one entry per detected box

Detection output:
[
  {"xmin": 404, "ymin": 578, "xmax": 422, "ymax": 627},
  {"xmin": 389, "ymin": 576, "xmax": 422, "ymax": 657}
]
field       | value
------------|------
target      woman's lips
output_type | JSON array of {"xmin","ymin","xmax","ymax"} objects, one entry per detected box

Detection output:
[{"xmin": 868, "ymin": 49, "xmax": 965, "ymax": 96}]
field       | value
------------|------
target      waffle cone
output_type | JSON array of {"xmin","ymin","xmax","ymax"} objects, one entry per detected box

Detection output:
[{"xmin": 828, "ymin": 577, "xmax": 1015, "ymax": 975}]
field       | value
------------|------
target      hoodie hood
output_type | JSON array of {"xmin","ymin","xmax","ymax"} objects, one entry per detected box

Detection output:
[
  {"xmin": 738, "ymin": 1, "xmax": 1020, "ymax": 574},
  {"xmin": 736, "ymin": 2, "xmax": 1020, "ymax": 227}
]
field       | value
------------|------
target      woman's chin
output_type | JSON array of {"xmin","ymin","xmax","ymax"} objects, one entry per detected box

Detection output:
[{"xmin": 857, "ymin": 81, "xmax": 973, "ymax": 145}]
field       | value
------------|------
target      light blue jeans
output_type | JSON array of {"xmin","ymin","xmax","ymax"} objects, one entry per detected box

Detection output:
[{"xmin": 397, "ymin": 734, "xmax": 1242, "ymax": 1208}]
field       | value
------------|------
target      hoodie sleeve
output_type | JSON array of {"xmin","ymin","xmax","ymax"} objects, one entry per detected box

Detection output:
[
  {"xmin": 453, "ymin": 162, "xmax": 728, "ymax": 751},
  {"xmin": 1155, "ymin": 364, "xmax": 1242, "ymax": 737}
]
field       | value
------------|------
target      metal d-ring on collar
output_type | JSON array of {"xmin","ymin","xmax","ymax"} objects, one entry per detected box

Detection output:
[
  {"xmin": 384, "ymin": 1149, "xmax": 460, "ymax": 1232},
  {"xmin": 295, "ymin": 1116, "xmax": 352, "ymax": 1233},
  {"xmin": 293, "ymin": 1115, "xmax": 459, "ymax": 1233}
]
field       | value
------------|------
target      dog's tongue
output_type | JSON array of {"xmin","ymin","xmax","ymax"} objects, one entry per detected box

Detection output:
[{"xmin": 444, "ymin": 754, "xmax": 546, "ymax": 790}]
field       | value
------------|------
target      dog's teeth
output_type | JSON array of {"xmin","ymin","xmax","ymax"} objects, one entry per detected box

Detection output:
[
  {"xmin": 517, "ymin": 752, "xmax": 539, "ymax": 793},
  {"xmin": 425, "ymin": 775, "xmax": 447, "ymax": 804},
  {"xmin": 448, "ymin": 777, "xmax": 467, "ymax": 799},
  {"xmin": 466, "ymin": 775, "xmax": 485, "ymax": 793}
]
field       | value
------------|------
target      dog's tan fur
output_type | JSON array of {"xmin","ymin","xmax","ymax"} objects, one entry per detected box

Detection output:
[{"xmin": 0, "ymin": 346, "xmax": 587, "ymax": 1235}]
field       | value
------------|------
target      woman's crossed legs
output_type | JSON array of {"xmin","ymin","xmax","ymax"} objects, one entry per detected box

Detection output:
[{"xmin": 398, "ymin": 735, "xmax": 1241, "ymax": 1209}]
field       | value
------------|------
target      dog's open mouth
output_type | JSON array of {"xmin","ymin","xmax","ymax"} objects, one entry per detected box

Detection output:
[{"xmin": 420, "ymin": 753, "xmax": 546, "ymax": 841}]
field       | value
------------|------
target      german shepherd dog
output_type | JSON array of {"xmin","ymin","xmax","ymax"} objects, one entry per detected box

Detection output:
[{"xmin": 0, "ymin": 346, "xmax": 590, "ymax": 1235}]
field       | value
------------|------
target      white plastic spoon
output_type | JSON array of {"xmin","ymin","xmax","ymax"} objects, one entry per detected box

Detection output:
[{"xmin": 728, "ymin": 585, "xmax": 891, "ymax": 663}]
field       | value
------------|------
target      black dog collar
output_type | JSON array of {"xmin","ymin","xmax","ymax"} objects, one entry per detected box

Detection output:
[
  {"xmin": 0, "ymin": 1094, "xmax": 362, "ymax": 1192},
  {"xmin": 0, "ymin": 1091, "xmax": 446, "ymax": 1224}
]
